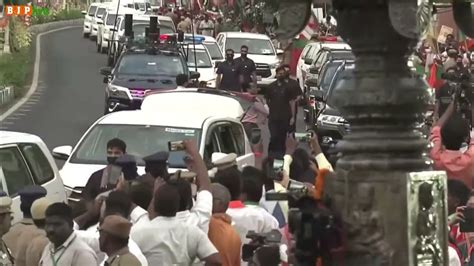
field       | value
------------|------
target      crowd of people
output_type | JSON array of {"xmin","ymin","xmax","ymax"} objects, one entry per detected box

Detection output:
[{"xmin": 0, "ymin": 127, "xmax": 335, "ymax": 265}]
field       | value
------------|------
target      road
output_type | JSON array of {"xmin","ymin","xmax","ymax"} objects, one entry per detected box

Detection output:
[
  {"xmin": 0, "ymin": 27, "xmax": 306, "ymax": 164},
  {"xmin": 1, "ymin": 27, "xmax": 105, "ymax": 153}
]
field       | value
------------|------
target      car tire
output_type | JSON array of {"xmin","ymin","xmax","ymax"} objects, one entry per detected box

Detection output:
[
  {"xmin": 83, "ymin": 32, "xmax": 89, "ymax": 38},
  {"xmin": 97, "ymin": 42, "xmax": 101, "ymax": 53}
]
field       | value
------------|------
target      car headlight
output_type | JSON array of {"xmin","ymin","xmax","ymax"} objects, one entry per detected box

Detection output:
[
  {"xmin": 108, "ymin": 85, "xmax": 130, "ymax": 99},
  {"xmin": 318, "ymin": 114, "xmax": 346, "ymax": 125},
  {"xmin": 268, "ymin": 62, "xmax": 278, "ymax": 69}
]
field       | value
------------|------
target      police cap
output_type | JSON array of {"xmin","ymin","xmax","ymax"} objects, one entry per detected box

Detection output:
[
  {"xmin": 212, "ymin": 153, "xmax": 237, "ymax": 171},
  {"xmin": 19, "ymin": 185, "xmax": 47, "ymax": 206},
  {"xmin": 114, "ymin": 154, "xmax": 137, "ymax": 167},
  {"xmin": 143, "ymin": 151, "xmax": 169, "ymax": 164}
]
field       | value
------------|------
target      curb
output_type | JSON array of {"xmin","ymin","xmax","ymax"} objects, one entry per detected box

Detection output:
[{"xmin": 28, "ymin": 18, "xmax": 84, "ymax": 35}]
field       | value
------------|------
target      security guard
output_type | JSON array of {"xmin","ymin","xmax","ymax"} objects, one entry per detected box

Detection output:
[
  {"xmin": 209, "ymin": 153, "xmax": 238, "ymax": 178},
  {"xmin": 2, "ymin": 185, "xmax": 46, "ymax": 256},
  {"xmin": 99, "ymin": 215, "xmax": 141, "ymax": 266},
  {"xmin": 138, "ymin": 151, "xmax": 170, "ymax": 188},
  {"xmin": 0, "ymin": 190, "xmax": 14, "ymax": 265}
]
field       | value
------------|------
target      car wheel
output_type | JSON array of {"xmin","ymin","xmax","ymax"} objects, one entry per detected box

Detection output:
[
  {"xmin": 101, "ymin": 46, "xmax": 107, "ymax": 54},
  {"xmin": 107, "ymin": 55, "xmax": 114, "ymax": 66},
  {"xmin": 83, "ymin": 32, "xmax": 89, "ymax": 38},
  {"xmin": 97, "ymin": 42, "xmax": 101, "ymax": 53}
]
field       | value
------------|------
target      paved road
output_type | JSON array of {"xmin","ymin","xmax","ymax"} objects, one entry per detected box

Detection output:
[
  {"xmin": 1, "ymin": 27, "xmax": 105, "ymax": 152},
  {"xmin": 1, "ymin": 27, "xmax": 306, "ymax": 165}
]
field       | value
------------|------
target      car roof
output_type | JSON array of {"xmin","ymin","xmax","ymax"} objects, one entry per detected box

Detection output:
[
  {"xmin": 221, "ymin": 32, "xmax": 270, "ymax": 40},
  {"xmin": 0, "ymin": 131, "xmax": 43, "ymax": 145},
  {"xmin": 141, "ymin": 88, "xmax": 252, "ymax": 119},
  {"xmin": 98, "ymin": 110, "xmax": 216, "ymax": 128}
]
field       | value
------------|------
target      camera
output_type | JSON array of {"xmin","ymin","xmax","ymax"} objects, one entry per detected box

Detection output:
[
  {"xmin": 441, "ymin": 70, "xmax": 473, "ymax": 126},
  {"xmin": 242, "ymin": 230, "xmax": 282, "ymax": 264}
]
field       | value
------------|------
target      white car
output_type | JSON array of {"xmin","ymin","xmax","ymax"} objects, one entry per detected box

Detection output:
[
  {"xmin": 201, "ymin": 35, "xmax": 224, "ymax": 66},
  {"xmin": 97, "ymin": 7, "xmax": 139, "ymax": 54},
  {"xmin": 182, "ymin": 36, "xmax": 217, "ymax": 87},
  {"xmin": 90, "ymin": 3, "xmax": 112, "ymax": 40},
  {"xmin": 0, "ymin": 131, "xmax": 67, "ymax": 224},
  {"xmin": 82, "ymin": 3, "xmax": 102, "ymax": 38},
  {"xmin": 296, "ymin": 40, "xmax": 350, "ymax": 91},
  {"xmin": 53, "ymin": 89, "xmax": 257, "ymax": 201},
  {"xmin": 216, "ymin": 32, "xmax": 283, "ymax": 87}
]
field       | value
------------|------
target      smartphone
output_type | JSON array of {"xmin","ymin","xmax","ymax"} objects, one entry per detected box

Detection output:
[
  {"xmin": 271, "ymin": 159, "xmax": 284, "ymax": 181},
  {"xmin": 460, "ymin": 208, "xmax": 474, "ymax": 232},
  {"xmin": 295, "ymin": 132, "xmax": 312, "ymax": 142},
  {"xmin": 168, "ymin": 140, "xmax": 185, "ymax": 151}
]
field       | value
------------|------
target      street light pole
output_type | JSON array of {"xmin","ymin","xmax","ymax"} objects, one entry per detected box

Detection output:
[{"xmin": 327, "ymin": 0, "xmax": 449, "ymax": 265}]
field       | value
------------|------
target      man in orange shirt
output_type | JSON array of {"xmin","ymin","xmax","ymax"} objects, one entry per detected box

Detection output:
[
  {"xmin": 208, "ymin": 183, "xmax": 241, "ymax": 266},
  {"xmin": 430, "ymin": 98, "xmax": 474, "ymax": 188}
]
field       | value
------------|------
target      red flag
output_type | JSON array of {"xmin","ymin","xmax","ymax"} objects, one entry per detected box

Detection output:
[{"xmin": 427, "ymin": 63, "xmax": 444, "ymax": 89}]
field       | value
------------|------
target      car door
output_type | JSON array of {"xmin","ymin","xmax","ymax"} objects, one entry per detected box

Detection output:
[{"xmin": 203, "ymin": 121, "xmax": 254, "ymax": 170}]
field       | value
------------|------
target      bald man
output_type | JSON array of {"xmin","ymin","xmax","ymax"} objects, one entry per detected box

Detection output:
[{"xmin": 208, "ymin": 184, "xmax": 241, "ymax": 266}]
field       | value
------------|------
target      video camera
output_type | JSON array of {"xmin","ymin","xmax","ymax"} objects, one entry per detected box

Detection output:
[{"xmin": 242, "ymin": 230, "xmax": 282, "ymax": 264}]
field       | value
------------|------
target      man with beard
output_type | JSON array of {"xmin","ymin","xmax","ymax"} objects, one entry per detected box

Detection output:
[
  {"xmin": 216, "ymin": 49, "xmax": 241, "ymax": 92},
  {"xmin": 235, "ymin": 45, "xmax": 257, "ymax": 92}
]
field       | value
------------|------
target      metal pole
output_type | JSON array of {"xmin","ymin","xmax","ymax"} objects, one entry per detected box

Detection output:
[{"xmin": 190, "ymin": 15, "xmax": 197, "ymax": 72}]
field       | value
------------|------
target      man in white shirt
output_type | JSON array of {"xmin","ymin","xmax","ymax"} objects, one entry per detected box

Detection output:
[
  {"xmin": 40, "ymin": 203, "xmax": 98, "ymax": 266},
  {"xmin": 199, "ymin": 16, "xmax": 214, "ymax": 37},
  {"xmin": 132, "ymin": 183, "xmax": 221, "ymax": 265}
]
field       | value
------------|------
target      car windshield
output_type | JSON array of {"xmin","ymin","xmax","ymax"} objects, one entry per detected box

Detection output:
[
  {"xmin": 96, "ymin": 7, "xmax": 106, "ymax": 18},
  {"xmin": 225, "ymin": 38, "xmax": 274, "ymax": 55},
  {"xmin": 88, "ymin": 6, "xmax": 97, "ymax": 16},
  {"xmin": 106, "ymin": 14, "xmax": 117, "ymax": 26},
  {"xmin": 133, "ymin": 24, "xmax": 174, "ymax": 38},
  {"xmin": 203, "ymin": 43, "xmax": 223, "ymax": 60},
  {"xmin": 327, "ymin": 65, "xmax": 355, "ymax": 106},
  {"xmin": 117, "ymin": 54, "xmax": 186, "ymax": 76},
  {"xmin": 70, "ymin": 125, "xmax": 201, "ymax": 168},
  {"xmin": 187, "ymin": 49, "xmax": 212, "ymax": 68},
  {"xmin": 318, "ymin": 63, "xmax": 340, "ymax": 93},
  {"xmin": 330, "ymin": 51, "xmax": 354, "ymax": 60}
]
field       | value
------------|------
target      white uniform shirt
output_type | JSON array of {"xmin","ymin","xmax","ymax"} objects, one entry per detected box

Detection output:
[
  {"xmin": 75, "ymin": 228, "xmax": 148, "ymax": 266},
  {"xmin": 39, "ymin": 232, "xmax": 98, "ymax": 266},
  {"xmin": 199, "ymin": 20, "xmax": 214, "ymax": 36},
  {"xmin": 226, "ymin": 203, "xmax": 279, "ymax": 245},
  {"xmin": 131, "ymin": 216, "xmax": 218, "ymax": 265}
]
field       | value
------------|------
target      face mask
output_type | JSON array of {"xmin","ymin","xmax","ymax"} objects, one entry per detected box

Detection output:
[
  {"xmin": 107, "ymin": 156, "xmax": 118, "ymax": 164},
  {"xmin": 241, "ymin": 53, "xmax": 247, "ymax": 58}
]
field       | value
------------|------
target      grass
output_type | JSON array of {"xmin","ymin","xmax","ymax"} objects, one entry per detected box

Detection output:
[
  {"xmin": 31, "ymin": 9, "xmax": 84, "ymax": 25},
  {"xmin": 0, "ymin": 47, "xmax": 32, "ymax": 98}
]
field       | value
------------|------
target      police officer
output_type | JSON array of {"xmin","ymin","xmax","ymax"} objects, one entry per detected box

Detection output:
[
  {"xmin": 138, "ymin": 151, "xmax": 170, "ymax": 188},
  {"xmin": 99, "ymin": 215, "xmax": 141, "ymax": 266},
  {"xmin": 0, "ymin": 190, "xmax": 14, "ymax": 265},
  {"xmin": 115, "ymin": 154, "xmax": 139, "ymax": 181},
  {"xmin": 2, "ymin": 185, "xmax": 46, "ymax": 256},
  {"xmin": 216, "ymin": 49, "xmax": 241, "ymax": 92}
]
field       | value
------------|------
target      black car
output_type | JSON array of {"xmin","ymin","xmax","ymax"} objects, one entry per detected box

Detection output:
[
  {"xmin": 308, "ymin": 61, "xmax": 354, "ymax": 153},
  {"xmin": 100, "ymin": 48, "xmax": 200, "ymax": 114}
]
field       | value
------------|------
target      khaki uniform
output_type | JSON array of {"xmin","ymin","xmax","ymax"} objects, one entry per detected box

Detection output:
[
  {"xmin": 25, "ymin": 232, "xmax": 49, "ymax": 266},
  {"xmin": 0, "ymin": 240, "xmax": 13, "ymax": 266},
  {"xmin": 2, "ymin": 218, "xmax": 34, "ymax": 256},
  {"xmin": 14, "ymin": 226, "xmax": 44, "ymax": 266},
  {"xmin": 105, "ymin": 247, "xmax": 141, "ymax": 266}
]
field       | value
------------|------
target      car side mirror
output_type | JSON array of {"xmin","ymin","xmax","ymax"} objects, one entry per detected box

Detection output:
[
  {"xmin": 276, "ymin": 49, "xmax": 284, "ymax": 55},
  {"xmin": 103, "ymin": 76, "xmax": 109, "ymax": 83},
  {"xmin": 309, "ymin": 67, "xmax": 319, "ymax": 74},
  {"xmin": 310, "ymin": 89, "xmax": 325, "ymax": 102},
  {"xmin": 190, "ymin": 71, "xmax": 200, "ymax": 79},
  {"xmin": 100, "ymin": 67, "xmax": 112, "ymax": 76},
  {"xmin": 250, "ymin": 128, "xmax": 262, "ymax": 144},
  {"xmin": 52, "ymin": 145, "xmax": 73, "ymax": 160},
  {"xmin": 304, "ymin": 58, "xmax": 313, "ymax": 65},
  {"xmin": 81, "ymin": 10, "xmax": 87, "ymax": 15}
]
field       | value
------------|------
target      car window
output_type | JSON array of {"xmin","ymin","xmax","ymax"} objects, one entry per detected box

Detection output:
[
  {"xmin": 301, "ymin": 46, "xmax": 311, "ymax": 59},
  {"xmin": 96, "ymin": 7, "xmax": 106, "ymax": 18},
  {"xmin": 187, "ymin": 49, "xmax": 213, "ymax": 68},
  {"xmin": 318, "ymin": 63, "xmax": 340, "ymax": 94},
  {"xmin": 203, "ymin": 43, "xmax": 223, "ymax": 60},
  {"xmin": 158, "ymin": 20, "xmax": 175, "ymax": 31},
  {"xmin": 0, "ymin": 146, "xmax": 34, "ymax": 196},
  {"xmin": 204, "ymin": 132, "xmax": 220, "ymax": 167},
  {"xmin": 225, "ymin": 38, "xmax": 275, "ymax": 55},
  {"xmin": 230, "ymin": 123, "xmax": 245, "ymax": 156},
  {"xmin": 315, "ymin": 52, "xmax": 328, "ymax": 68},
  {"xmin": 19, "ymin": 143, "xmax": 54, "ymax": 185},
  {"xmin": 214, "ymin": 124, "xmax": 238, "ymax": 154},
  {"xmin": 302, "ymin": 46, "xmax": 313, "ymax": 60},
  {"xmin": 117, "ymin": 53, "xmax": 186, "ymax": 76},
  {"xmin": 106, "ymin": 14, "xmax": 118, "ymax": 26}
]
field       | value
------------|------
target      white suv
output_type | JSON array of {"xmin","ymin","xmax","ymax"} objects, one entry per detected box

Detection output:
[
  {"xmin": 82, "ymin": 3, "xmax": 102, "ymax": 38},
  {"xmin": 53, "ymin": 89, "xmax": 257, "ymax": 201},
  {"xmin": 216, "ymin": 32, "xmax": 283, "ymax": 88},
  {"xmin": 90, "ymin": 3, "xmax": 111, "ymax": 40},
  {"xmin": 0, "ymin": 131, "xmax": 67, "ymax": 224}
]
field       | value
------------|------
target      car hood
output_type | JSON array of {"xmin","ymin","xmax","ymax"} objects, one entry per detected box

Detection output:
[
  {"xmin": 322, "ymin": 104, "xmax": 342, "ymax": 117},
  {"xmin": 112, "ymin": 75, "xmax": 177, "ymax": 90},
  {"xmin": 246, "ymin": 54, "xmax": 278, "ymax": 65}
]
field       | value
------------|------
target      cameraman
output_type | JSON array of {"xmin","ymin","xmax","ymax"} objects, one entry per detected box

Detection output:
[{"xmin": 430, "ymin": 95, "xmax": 474, "ymax": 188}]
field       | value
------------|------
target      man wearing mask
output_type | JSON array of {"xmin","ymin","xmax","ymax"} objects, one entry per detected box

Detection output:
[
  {"xmin": 265, "ymin": 66, "xmax": 298, "ymax": 157},
  {"xmin": 235, "ymin": 45, "xmax": 257, "ymax": 92},
  {"xmin": 216, "ymin": 49, "xmax": 241, "ymax": 92},
  {"xmin": 82, "ymin": 138, "xmax": 127, "ymax": 203},
  {"xmin": 283, "ymin": 64, "xmax": 303, "ymax": 132},
  {"xmin": 199, "ymin": 15, "xmax": 214, "ymax": 37},
  {"xmin": 0, "ymin": 191, "xmax": 13, "ymax": 265}
]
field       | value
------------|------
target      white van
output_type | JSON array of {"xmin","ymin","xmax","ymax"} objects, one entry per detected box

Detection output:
[
  {"xmin": 0, "ymin": 131, "xmax": 67, "ymax": 224},
  {"xmin": 90, "ymin": 3, "xmax": 113, "ymax": 40},
  {"xmin": 216, "ymin": 32, "xmax": 283, "ymax": 88},
  {"xmin": 53, "ymin": 89, "xmax": 257, "ymax": 201},
  {"xmin": 82, "ymin": 2, "xmax": 102, "ymax": 38}
]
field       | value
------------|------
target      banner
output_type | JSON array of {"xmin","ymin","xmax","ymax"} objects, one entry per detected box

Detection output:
[{"xmin": 437, "ymin": 25, "xmax": 453, "ymax": 44}]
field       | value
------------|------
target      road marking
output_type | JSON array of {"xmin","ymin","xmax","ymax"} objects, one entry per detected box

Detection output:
[{"xmin": 0, "ymin": 26, "xmax": 80, "ymax": 122}]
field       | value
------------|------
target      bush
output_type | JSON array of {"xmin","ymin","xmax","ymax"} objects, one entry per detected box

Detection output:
[
  {"xmin": 10, "ymin": 17, "xmax": 32, "ymax": 51},
  {"xmin": 0, "ymin": 48, "xmax": 32, "ymax": 92},
  {"xmin": 31, "ymin": 9, "xmax": 83, "ymax": 25}
]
